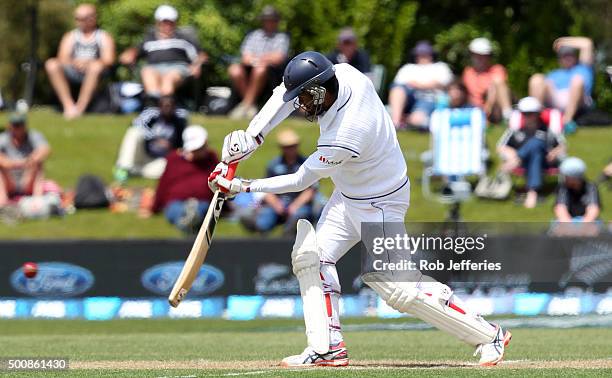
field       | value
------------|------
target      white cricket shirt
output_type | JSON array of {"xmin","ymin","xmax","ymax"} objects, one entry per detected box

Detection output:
[{"xmin": 246, "ymin": 63, "xmax": 408, "ymax": 200}]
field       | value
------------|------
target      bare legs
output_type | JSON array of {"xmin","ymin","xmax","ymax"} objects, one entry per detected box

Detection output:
[
  {"xmin": 484, "ymin": 77, "xmax": 512, "ymax": 120},
  {"xmin": 74, "ymin": 61, "xmax": 105, "ymax": 116},
  {"xmin": 45, "ymin": 58, "xmax": 76, "ymax": 119},
  {"xmin": 140, "ymin": 67, "xmax": 184, "ymax": 97},
  {"xmin": 562, "ymin": 76, "xmax": 584, "ymax": 124},
  {"xmin": 529, "ymin": 73, "xmax": 584, "ymax": 124},
  {"xmin": 0, "ymin": 164, "xmax": 43, "ymax": 206},
  {"xmin": 228, "ymin": 64, "xmax": 269, "ymax": 118},
  {"xmin": 45, "ymin": 59, "xmax": 106, "ymax": 119}
]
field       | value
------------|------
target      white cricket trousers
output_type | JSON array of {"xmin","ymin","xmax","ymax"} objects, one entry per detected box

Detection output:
[
  {"xmin": 115, "ymin": 127, "xmax": 167, "ymax": 179},
  {"xmin": 315, "ymin": 178, "xmax": 489, "ymax": 346},
  {"xmin": 316, "ymin": 179, "xmax": 412, "ymax": 345}
]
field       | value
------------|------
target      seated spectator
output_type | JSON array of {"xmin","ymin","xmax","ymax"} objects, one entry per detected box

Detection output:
[
  {"xmin": 388, "ymin": 41, "xmax": 453, "ymax": 130},
  {"xmin": 529, "ymin": 36, "xmax": 594, "ymax": 131},
  {"xmin": 119, "ymin": 5, "xmax": 208, "ymax": 104},
  {"xmin": 497, "ymin": 97, "xmax": 566, "ymax": 208},
  {"xmin": 114, "ymin": 96, "xmax": 187, "ymax": 181},
  {"xmin": 554, "ymin": 157, "xmax": 601, "ymax": 223},
  {"xmin": 141, "ymin": 125, "xmax": 219, "ymax": 233},
  {"xmin": 0, "ymin": 114, "xmax": 51, "ymax": 206},
  {"xmin": 45, "ymin": 3, "xmax": 115, "ymax": 119},
  {"xmin": 326, "ymin": 27, "xmax": 371, "ymax": 73},
  {"xmin": 241, "ymin": 130, "xmax": 316, "ymax": 235},
  {"xmin": 228, "ymin": 5, "xmax": 290, "ymax": 119},
  {"xmin": 462, "ymin": 37, "xmax": 512, "ymax": 123},
  {"xmin": 597, "ymin": 160, "xmax": 612, "ymax": 185}
]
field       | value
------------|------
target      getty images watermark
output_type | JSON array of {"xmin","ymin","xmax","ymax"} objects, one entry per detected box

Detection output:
[
  {"xmin": 360, "ymin": 222, "xmax": 612, "ymax": 289},
  {"xmin": 370, "ymin": 232, "xmax": 501, "ymax": 272}
]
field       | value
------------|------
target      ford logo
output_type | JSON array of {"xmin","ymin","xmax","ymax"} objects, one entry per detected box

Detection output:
[
  {"xmin": 10, "ymin": 262, "xmax": 94, "ymax": 297},
  {"xmin": 141, "ymin": 262, "xmax": 224, "ymax": 296}
]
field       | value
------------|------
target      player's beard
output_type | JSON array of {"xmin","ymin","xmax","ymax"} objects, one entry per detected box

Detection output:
[{"xmin": 295, "ymin": 87, "xmax": 326, "ymax": 122}]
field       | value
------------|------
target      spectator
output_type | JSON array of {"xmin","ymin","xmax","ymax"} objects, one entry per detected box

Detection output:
[
  {"xmin": 241, "ymin": 129, "xmax": 316, "ymax": 235},
  {"xmin": 141, "ymin": 125, "xmax": 219, "ymax": 233},
  {"xmin": 45, "ymin": 3, "xmax": 115, "ymax": 119},
  {"xmin": 114, "ymin": 96, "xmax": 187, "ymax": 181},
  {"xmin": 0, "ymin": 114, "xmax": 51, "ymax": 206},
  {"xmin": 388, "ymin": 41, "xmax": 453, "ymax": 130},
  {"xmin": 119, "ymin": 5, "xmax": 208, "ymax": 104},
  {"xmin": 597, "ymin": 160, "xmax": 612, "ymax": 185},
  {"xmin": 529, "ymin": 36, "xmax": 594, "ymax": 131},
  {"xmin": 228, "ymin": 5, "xmax": 290, "ymax": 119},
  {"xmin": 462, "ymin": 38, "xmax": 512, "ymax": 123},
  {"xmin": 326, "ymin": 27, "xmax": 371, "ymax": 73},
  {"xmin": 497, "ymin": 97, "xmax": 566, "ymax": 208},
  {"xmin": 554, "ymin": 157, "xmax": 601, "ymax": 223}
]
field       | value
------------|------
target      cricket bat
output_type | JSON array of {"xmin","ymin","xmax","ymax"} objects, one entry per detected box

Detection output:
[{"xmin": 168, "ymin": 163, "xmax": 237, "ymax": 307}]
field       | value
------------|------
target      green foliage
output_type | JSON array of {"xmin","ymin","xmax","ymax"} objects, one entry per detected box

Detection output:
[
  {"xmin": 0, "ymin": 0, "xmax": 610, "ymax": 111},
  {"xmin": 0, "ymin": 0, "xmax": 72, "ymax": 103}
]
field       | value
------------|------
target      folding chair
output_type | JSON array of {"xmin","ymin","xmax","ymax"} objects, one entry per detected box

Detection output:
[
  {"xmin": 507, "ymin": 108, "xmax": 564, "ymax": 177},
  {"xmin": 422, "ymin": 107, "xmax": 487, "ymax": 221}
]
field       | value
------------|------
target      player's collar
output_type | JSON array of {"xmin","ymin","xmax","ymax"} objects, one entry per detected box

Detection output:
[{"xmin": 318, "ymin": 84, "xmax": 351, "ymax": 129}]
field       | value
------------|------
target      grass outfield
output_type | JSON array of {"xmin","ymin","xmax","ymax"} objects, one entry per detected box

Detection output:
[
  {"xmin": 0, "ymin": 318, "xmax": 611, "ymax": 377},
  {"xmin": 0, "ymin": 109, "xmax": 610, "ymax": 239}
]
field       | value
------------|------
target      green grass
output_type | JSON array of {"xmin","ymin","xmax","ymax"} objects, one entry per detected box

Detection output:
[
  {"xmin": 0, "ymin": 318, "xmax": 610, "ymax": 376},
  {"xmin": 0, "ymin": 109, "xmax": 610, "ymax": 239}
]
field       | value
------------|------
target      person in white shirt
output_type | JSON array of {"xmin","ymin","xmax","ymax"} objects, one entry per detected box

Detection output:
[
  {"xmin": 388, "ymin": 41, "xmax": 453, "ymax": 130},
  {"xmin": 209, "ymin": 51, "xmax": 510, "ymax": 368}
]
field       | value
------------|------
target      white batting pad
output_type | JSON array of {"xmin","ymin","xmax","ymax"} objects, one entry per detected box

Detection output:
[
  {"xmin": 291, "ymin": 219, "xmax": 330, "ymax": 354},
  {"xmin": 363, "ymin": 272, "xmax": 496, "ymax": 346}
]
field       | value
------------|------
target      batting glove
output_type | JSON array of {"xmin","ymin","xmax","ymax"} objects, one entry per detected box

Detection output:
[
  {"xmin": 221, "ymin": 130, "xmax": 263, "ymax": 163},
  {"xmin": 208, "ymin": 175, "xmax": 250, "ymax": 197}
]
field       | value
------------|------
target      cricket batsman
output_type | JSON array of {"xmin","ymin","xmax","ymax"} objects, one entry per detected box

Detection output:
[{"xmin": 209, "ymin": 51, "xmax": 511, "ymax": 367}]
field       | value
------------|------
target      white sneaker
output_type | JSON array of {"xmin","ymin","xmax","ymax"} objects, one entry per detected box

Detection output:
[
  {"xmin": 244, "ymin": 105, "xmax": 258, "ymax": 119},
  {"xmin": 280, "ymin": 341, "xmax": 349, "ymax": 367},
  {"xmin": 228, "ymin": 103, "xmax": 246, "ymax": 119},
  {"xmin": 474, "ymin": 325, "xmax": 512, "ymax": 366}
]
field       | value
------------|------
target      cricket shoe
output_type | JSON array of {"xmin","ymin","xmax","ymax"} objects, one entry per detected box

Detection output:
[
  {"xmin": 473, "ymin": 325, "xmax": 512, "ymax": 366},
  {"xmin": 280, "ymin": 341, "xmax": 348, "ymax": 367}
]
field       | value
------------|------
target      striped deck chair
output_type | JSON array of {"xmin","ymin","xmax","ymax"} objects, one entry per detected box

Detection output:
[{"xmin": 422, "ymin": 106, "xmax": 486, "ymax": 199}]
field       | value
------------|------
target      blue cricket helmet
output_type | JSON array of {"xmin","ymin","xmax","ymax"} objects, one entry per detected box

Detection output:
[{"xmin": 282, "ymin": 51, "xmax": 336, "ymax": 102}]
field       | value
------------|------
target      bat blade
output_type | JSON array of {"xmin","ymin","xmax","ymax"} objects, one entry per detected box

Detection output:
[
  {"xmin": 168, "ymin": 162, "xmax": 237, "ymax": 308},
  {"xmin": 168, "ymin": 190, "xmax": 226, "ymax": 307}
]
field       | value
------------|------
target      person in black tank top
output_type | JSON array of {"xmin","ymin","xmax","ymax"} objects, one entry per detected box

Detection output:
[{"xmin": 44, "ymin": 3, "xmax": 115, "ymax": 119}]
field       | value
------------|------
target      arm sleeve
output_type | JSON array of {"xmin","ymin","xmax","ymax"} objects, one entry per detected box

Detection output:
[
  {"xmin": 245, "ymin": 83, "xmax": 294, "ymax": 138},
  {"xmin": 555, "ymin": 185, "xmax": 568, "ymax": 206},
  {"xmin": 29, "ymin": 131, "xmax": 49, "ymax": 149},
  {"xmin": 249, "ymin": 147, "xmax": 353, "ymax": 193},
  {"xmin": 438, "ymin": 63, "xmax": 454, "ymax": 86},
  {"xmin": 392, "ymin": 65, "xmax": 409, "ymax": 84},
  {"xmin": 240, "ymin": 32, "xmax": 253, "ymax": 55},
  {"xmin": 586, "ymin": 183, "xmax": 601, "ymax": 207}
]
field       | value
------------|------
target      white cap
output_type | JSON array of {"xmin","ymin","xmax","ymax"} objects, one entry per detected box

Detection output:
[
  {"xmin": 517, "ymin": 96, "xmax": 542, "ymax": 113},
  {"xmin": 155, "ymin": 5, "xmax": 178, "ymax": 22},
  {"xmin": 182, "ymin": 125, "xmax": 208, "ymax": 152},
  {"xmin": 469, "ymin": 37, "xmax": 493, "ymax": 55},
  {"xmin": 560, "ymin": 157, "xmax": 586, "ymax": 178}
]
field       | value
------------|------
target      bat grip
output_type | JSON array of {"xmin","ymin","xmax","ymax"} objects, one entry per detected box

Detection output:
[
  {"xmin": 219, "ymin": 162, "xmax": 238, "ymax": 193},
  {"xmin": 226, "ymin": 162, "xmax": 238, "ymax": 180}
]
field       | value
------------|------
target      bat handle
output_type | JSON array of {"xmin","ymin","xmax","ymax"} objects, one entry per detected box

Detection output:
[
  {"xmin": 219, "ymin": 162, "xmax": 238, "ymax": 193},
  {"xmin": 226, "ymin": 162, "xmax": 238, "ymax": 180}
]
